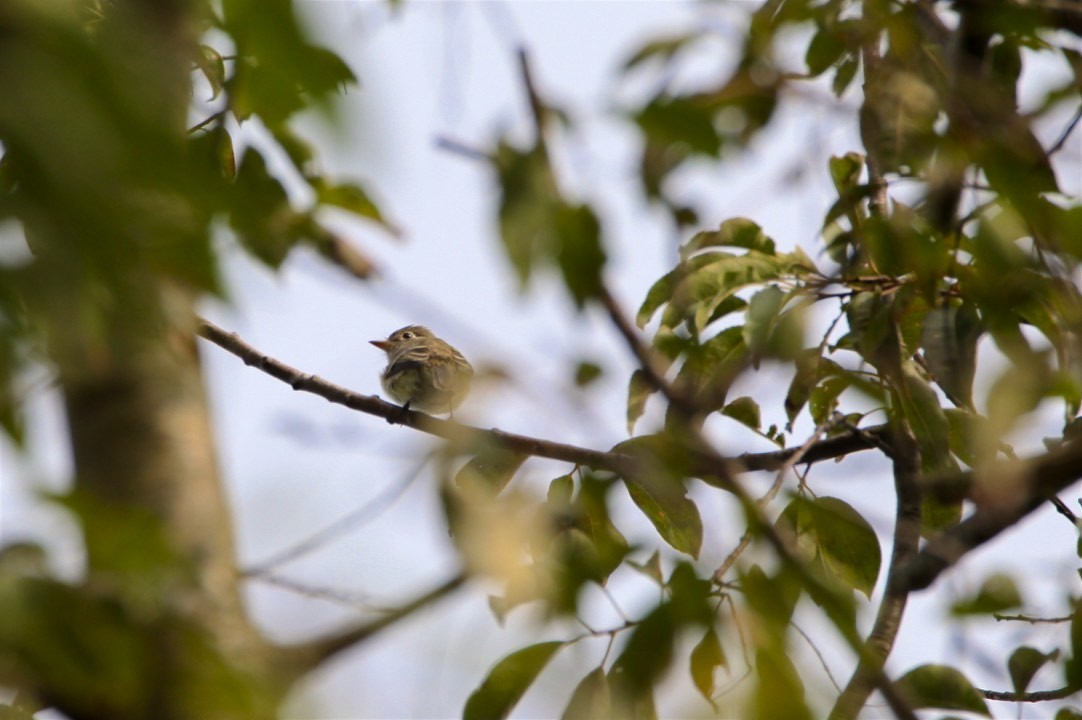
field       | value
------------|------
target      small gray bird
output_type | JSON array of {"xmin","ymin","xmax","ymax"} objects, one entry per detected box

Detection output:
[{"xmin": 370, "ymin": 325, "xmax": 474, "ymax": 415}]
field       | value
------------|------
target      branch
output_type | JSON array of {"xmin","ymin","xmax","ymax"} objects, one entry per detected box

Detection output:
[
  {"xmin": 829, "ymin": 426, "xmax": 923, "ymax": 720},
  {"xmin": 901, "ymin": 438, "xmax": 1082, "ymax": 590},
  {"xmin": 979, "ymin": 685, "xmax": 1079, "ymax": 702},
  {"xmin": 597, "ymin": 284, "xmax": 701, "ymax": 418},
  {"xmin": 195, "ymin": 318, "xmax": 635, "ymax": 474},
  {"xmin": 276, "ymin": 572, "xmax": 467, "ymax": 676}
]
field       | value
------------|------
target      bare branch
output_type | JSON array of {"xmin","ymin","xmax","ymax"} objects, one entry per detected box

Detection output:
[
  {"xmin": 196, "ymin": 317, "xmax": 636, "ymax": 474},
  {"xmin": 903, "ymin": 438, "xmax": 1082, "ymax": 590},
  {"xmin": 994, "ymin": 612, "xmax": 1072, "ymax": 624},
  {"xmin": 830, "ymin": 426, "xmax": 923, "ymax": 720},
  {"xmin": 979, "ymin": 685, "xmax": 1079, "ymax": 702},
  {"xmin": 276, "ymin": 572, "xmax": 467, "ymax": 676}
]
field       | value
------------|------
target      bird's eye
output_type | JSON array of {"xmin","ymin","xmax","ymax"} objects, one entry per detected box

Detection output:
[{"xmin": 401, "ymin": 331, "xmax": 414, "ymax": 340}]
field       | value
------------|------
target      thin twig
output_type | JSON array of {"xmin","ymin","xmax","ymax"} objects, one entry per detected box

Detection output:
[
  {"xmin": 978, "ymin": 685, "xmax": 1079, "ymax": 702},
  {"xmin": 243, "ymin": 458, "xmax": 428, "ymax": 575},
  {"xmin": 277, "ymin": 572, "xmax": 468, "ymax": 675},
  {"xmin": 993, "ymin": 612, "xmax": 1071, "ymax": 624},
  {"xmin": 1047, "ymin": 103, "xmax": 1082, "ymax": 156}
]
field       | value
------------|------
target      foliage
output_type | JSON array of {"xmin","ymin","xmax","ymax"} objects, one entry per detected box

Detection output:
[{"xmin": 3, "ymin": 0, "xmax": 1082, "ymax": 718}]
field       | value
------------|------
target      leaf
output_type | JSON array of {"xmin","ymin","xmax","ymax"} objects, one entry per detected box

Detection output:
[
  {"xmin": 455, "ymin": 449, "xmax": 528, "ymax": 495},
  {"xmin": 573, "ymin": 361, "xmax": 603, "ymax": 387},
  {"xmin": 627, "ymin": 369, "xmax": 655, "ymax": 434},
  {"xmin": 722, "ymin": 396, "xmax": 761, "ymax": 431},
  {"xmin": 921, "ymin": 301, "xmax": 982, "ymax": 408},
  {"xmin": 683, "ymin": 217, "xmax": 775, "ymax": 255},
  {"xmin": 807, "ymin": 497, "xmax": 882, "ymax": 598},
  {"xmin": 895, "ymin": 665, "xmax": 991, "ymax": 717},
  {"xmin": 690, "ymin": 626, "xmax": 726, "ymax": 703},
  {"xmin": 623, "ymin": 473, "xmax": 703, "ymax": 558},
  {"xmin": 547, "ymin": 475, "xmax": 574, "ymax": 505},
  {"xmin": 561, "ymin": 667, "xmax": 611, "ymax": 720},
  {"xmin": 829, "ymin": 152, "xmax": 864, "ymax": 195},
  {"xmin": 611, "ymin": 604, "xmax": 676, "ymax": 689},
  {"xmin": 750, "ymin": 646, "xmax": 813, "ymax": 720},
  {"xmin": 1007, "ymin": 646, "xmax": 1059, "ymax": 695},
  {"xmin": 951, "ymin": 574, "xmax": 1023, "ymax": 616},
  {"xmin": 316, "ymin": 181, "xmax": 398, "ymax": 235},
  {"xmin": 778, "ymin": 496, "xmax": 881, "ymax": 598},
  {"xmin": 623, "ymin": 33, "xmax": 702, "ymax": 71},
  {"xmin": 743, "ymin": 285, "xmax": 785, "ymax": 360},
  {"xmin": 897, "ymin": 360, "xmax": 955, "ymax": 474},
  {"xmin": 626, "ymin": 551, "xmax": 663, "ymax": 585},
  {"xmin": 634, "ymin": 94, "xmax": 722, "ymax": 157},
  {"xmin": 463, "ymin": 641, "xmax": 565, "ymax": 720},
  {"xmin": 832, "ymin": 53, "xmax": 859, "ymax": 96},
  {"xmin": 805, "ymin": 26, "xmax": 847, "ymax": 76},
  {"xmin": 555, "ymin": 203, "xmax": 606, "ymax": 308}
]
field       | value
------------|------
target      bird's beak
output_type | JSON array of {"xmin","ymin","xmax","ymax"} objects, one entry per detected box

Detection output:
[{"xmin": 370, "ymin": 340, "xmax": 392, "ymax": 351}]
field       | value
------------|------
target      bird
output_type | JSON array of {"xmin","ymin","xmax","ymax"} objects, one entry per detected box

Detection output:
[{"xmin": 370, "ymin": 325, "xmax": 474, "ymax": 415}]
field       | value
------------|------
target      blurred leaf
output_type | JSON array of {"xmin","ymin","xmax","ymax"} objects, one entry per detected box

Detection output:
[
  {"xmin": 1007, "ymin": 646, "xmax": 1059, "ymax": 695},
  {"xmin": 555, "ymin": 203, "xmax": 606, "ymax": 308},
  {"xmin": 195, "ymin": 45, "xmax": 226, "ymax": 101},
  {"xmin": 829, "ymin": 152, "xmax": 864, "ymax": 195},
  {"xmin": 806, "ymin": 26, "xmax": 847, "ymax": 77},
  {"xmin": 741, "ymin": 564, "xmax": 801, "ymax": 626},
  {"xmin": 611, "ymin": 603, "xmax": 676, "ymax": 690},
  {"xmin": 723, "ymin": 396, "xmax": 761, "ymax": 431},
  {"xmin": 778, "ymin": 496, "xmax": 881, "ymax": 598},
  {"xmin": 316, "ymin": 180, "xmax": 398, "ymax": 235},
  {"xmin": 1056, "ymin": 708, "xmax": 1082, "ymax": 720},
  {"xmin": 627, "ymin": 370, "xmax": 655, "ymax": 434},
  {"xmin": 667, "ymin": 562, "xmax": 714, "ymax": 624},
  {"xmin": 832, "ymin": 53, "xmax": 859, "ymax": 96},
  {"xmin": 634, "ymin": 94, "xmax": 722, "ymax": 157},
  {"xmin": 623, "ymin": 33, "xmax": 703, "ymax": 72},
  {"xmin": 690, "ymin": 626, "xmax": 726, "ymax": 704},
  {"xmin": 464, "ymin": 641, "xmax": 564, "ymax": 720},
  {"xmin": 547, "ymin": 475, "xmax": 574, "ymax": 505},
  {"xmin": 229, "ymin": 148, "xmax": 297, "ymax": 267},
  {"xmin": 750, "ymin": 646, "xmax": 813, "ymax": 720},
  {"xmin": 895, "ymin": 665, "xmax": 991, "ymax": 716},
  {"xmin": 622, "ymin": 471, "xmax": 703, "ymax": 558},
  {"xmin": 494, "ymin": 143, "xmax": 558, "ymax": 287},
  {"xmin": 897, "ymin": 360, "xmax": 955, "ymax": 475},
  {"xmin": 561, "ymin": 667, "xmax": 611, "ymax": 720},
  {"xmin": 684, "ymin": 217, "xmax": 776, "ymax": 255},
  {"xmin": 627, "ymin": 550, "xmax": 663, "ymax": 585},
  {"xmin": 951, "ymin": 574, "xmax": 1023, "ymax": 616},
  {"xmin": 455, "ymin": 449, "xmax": 527, "ymax": 495},
  {"xmin": 574, "ymin": 361, "xmax": 603, "ymax": 387},
  {"xmin": 743, "ymin": 285, "xmax": 786, "ymax": 361},
  {"xmin": 921, "ymin": 301, "xmax": 982, "ymax": 408}
]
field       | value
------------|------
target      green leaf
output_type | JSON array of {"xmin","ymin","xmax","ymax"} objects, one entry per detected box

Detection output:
[
  {"xmin": 623, "ymin": 33, "xmax": 702, "ymax": 72},
  {"xmin": 464, "ymin": 641, "xmax": 565, "ymax": 720},
  {"xmin": 778, "ymin": 496, "xmax": 881, "ymax": 598},
  {"xmin": 573, "ymin": 361, "xmax": 603, "ymax": 387},
  {"xmin": 494, "ymin": 143, "xmax": 559, "ymax": 287},
  {"xmin": 627, "ymin": 550, "xmax": 663, "ymax": 585},
  {"xmin": 555, "ymin": 203, "xmax": 606, "ymax": 308},
  {"xmin": 722, "ymin": 396, "xmax": 761, "ymax": 431},
  {"xmin": 951, "ymin": 573, "xmax": 1023, "ymax": 616},
  {"xmin": 561, "ymin": 667, "xmax": 611, "ymax": 720},
  {"xmin": 229, "ymin": 148, "xmax": 297, "ymax": 268},
  {"xmin": 627, "ymin": 369, "xmax": 655, "ymax": 434},
  {"xmin": 895, "ymin": 665, "xmax": 991, "ymax": 716},
  {"xmin": 690, "ymin": 626, "xmax": 726, "ymax": 704},
  {"xmin": 634, "ymin": 94, "xmax": 722, "ymax": 157},
  {"xmin": 750, "ymin": 646, "xmax": 813, "ymax": 720},
  {"xmin": 316, "ymin": 180, "xmax": 398, "ymax": 235},
  {"xmin": 1007, "ymin": 646, "xmax": 1059, "ymax": 695},
  {"xmin": 829, "ymin": 152, "xmax": 864, "ymax": 195},
  {"xmin": 623, "ymin": 473, "xmax": 703, "ymax": 558},
  {"xmin": 683, "ymin": 218, "xmax": 775, "ymax": 255},
  {"xmin": 1055, "ymin": 708, "xmax": 1082, "ymax": 720},
  {"xmin": 897, "ymin": 360, "xmax": 955, "ymax": 475},
  {"xmin": 806, "ymin": 27, "xmax": 847, "ymax": 76},
  {"xmin": 547, "ymin": 475, "xmax": 574, "ymax": 505},
  {"xmin": 611, "ymin": 604, "xmax": 676, "ymax": 689},
  {"xmin": 921, "ymin": 301, "xmax": 982, "ymax": 408},
  {"xmin": 743, "ymin": 285, "xmax": 785, "ymax": 359},
  {"xmin": 832, "ymin": 53, "xmax": 859, "ymax": 96},
  {"xmin": 455, "ymin": 449, "xmax": 528, "ymax": 495}
]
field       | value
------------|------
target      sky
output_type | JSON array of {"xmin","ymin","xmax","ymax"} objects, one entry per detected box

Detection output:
[{"xmin": 3, "ymin": 1, "xmax": 1082, "ymax": 718}]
